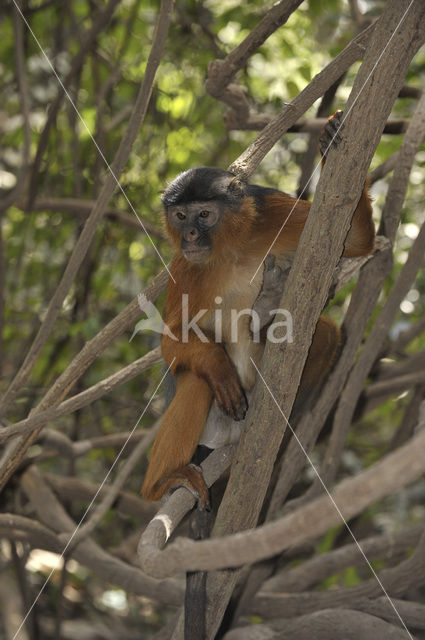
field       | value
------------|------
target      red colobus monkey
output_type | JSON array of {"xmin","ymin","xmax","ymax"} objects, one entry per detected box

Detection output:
[{"xmin": 142, "ymin": 111, "xmax": 375, "ymax": 505}]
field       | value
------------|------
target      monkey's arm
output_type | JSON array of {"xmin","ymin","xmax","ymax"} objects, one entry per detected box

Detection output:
[{"xmin": 268, "ymin": 110, "xmax": 374, "ymax": 259}]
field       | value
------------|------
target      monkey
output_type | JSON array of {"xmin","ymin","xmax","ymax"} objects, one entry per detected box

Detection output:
[{"xmin": 141, "ymin": 111, "xmax": 375, "ymax": 507}]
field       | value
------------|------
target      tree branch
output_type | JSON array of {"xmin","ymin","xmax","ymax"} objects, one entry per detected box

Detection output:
[
  {"xmin": 228, "ymin": 23, "xmax": 373, "ymax": 179},
  {"xmin": 137, "ymin": 428, "xmax": 425, "ymax": 577},
  {"xmin": 0, "ymin": 347, "xmax": 161, "ymax": 444}
]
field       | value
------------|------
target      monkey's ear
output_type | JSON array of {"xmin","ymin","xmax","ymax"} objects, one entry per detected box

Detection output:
[{"xmin": 227, "ymin": 177, "xmax": 245, "ymax": 197}]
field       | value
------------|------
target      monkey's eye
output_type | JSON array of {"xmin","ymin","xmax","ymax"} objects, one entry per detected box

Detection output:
[
  {"xmin": 199, "ymin": 210, "xmax": 210, "ymax": 218},
  {"xmin": 176, "ymin": 211, "xmax": 186, "ymax": 220}
]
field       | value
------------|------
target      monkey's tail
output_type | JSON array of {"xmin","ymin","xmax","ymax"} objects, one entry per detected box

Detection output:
[
  {"xmin": 184, "ymin": 483, "xmax": 212, "ymax": 640},
  {"xmin": 141, "ymin": 371, "xmax": 213, "ymax": 502}
]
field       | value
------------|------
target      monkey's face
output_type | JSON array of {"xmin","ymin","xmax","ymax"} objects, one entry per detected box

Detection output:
[{"xmin": 166, "ymin": 200, "xmax": 223, "ymax": 263}]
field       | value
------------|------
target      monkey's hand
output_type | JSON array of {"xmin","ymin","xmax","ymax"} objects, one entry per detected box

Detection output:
[
  {"xmin": 198, "ymin": 356, "xmax": 248, "ymax": 421},
  {"xmin": 319, "ymin": 109, "xmax": 343, "ymax": 159},
  {"xmin": 252, "ymin": 255, "xmax": 291, "ymax": 332}
]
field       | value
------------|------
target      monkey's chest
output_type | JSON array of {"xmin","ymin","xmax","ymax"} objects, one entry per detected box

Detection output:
[{"xmin": 199, "ymin": 264, "xmax": 264, "ymax": 390}]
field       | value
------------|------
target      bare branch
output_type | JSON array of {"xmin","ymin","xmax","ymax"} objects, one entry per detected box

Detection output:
[
  {"xmin": 225, "ymin": 609, "xmax": 411, "ymax": 640},
  {"xmin": 253, "ymin": 529, "xmax": 425, "ymax": 618},
  {"xmin": 137, "ymin": 428, "xmax": 425, "ymax": 577},
  {"xmin": 363, "ymin": 369, "xmax": 425, "ymax": 400},
  {"xmin": 389, "ymin": 385, "xmax": 425, "ymax": 451},
  {"xmin": 318, "ymin": 219, "xmax": 425, "ymax": 488},
  {"xmin": 0, "ymin": 270, "xmax": 167, "ymax": 490},
  {"xmin": 60, "ymin": 419, "xmax": 161, "ymax": 550},
  {"xmin": 43, "ymin": 472, "xmax": 156, "ymax": 520},
  {"xmin": 0, "ymin": 347, "xmax": 162, "ymax": 444},
  {"xmin": 262, "ymin": 523, "xmax": 424, "ymax": 593},
  {"xmin": 206, "ymin": 0, "xmax": 304, "ymax": 95},
  {"xmin": 230, "ymin": 116, "xmax": 410, "ymax": 134},
  {"xmin": 228, "ymin": 23, "xmax": 373, "ymax": 179},
  {"xmin": 369, "ymin": 150, "xmax": 401, "ymax": 183},
  {"xmin": 20, "ymin": 467, "xmax": 184, "ymax": 606},
  {"xmin": 18, "ymin": 197, "xmax": 166, "ymax": 239},
  {"xmin": 137, "ymin": 446, "xmax": 235, "ymax": 574}
]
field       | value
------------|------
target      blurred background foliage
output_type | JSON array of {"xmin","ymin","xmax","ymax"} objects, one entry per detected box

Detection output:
[{"xmin": 1, "ymin": 0, "xmax": 425, "ymax": 636}]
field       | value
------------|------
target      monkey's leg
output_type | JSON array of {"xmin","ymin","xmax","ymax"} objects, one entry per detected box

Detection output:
[
  {"xmin": 141, "ymin": 371, "xmax": 213, "ymax": 506},
  {"xmin": 291, "ymin": 315, "xmax": 341, "ymax": 417},
  {"xmin": 251, "ymin": 255, "xmax": 291, "ymax": 338}
]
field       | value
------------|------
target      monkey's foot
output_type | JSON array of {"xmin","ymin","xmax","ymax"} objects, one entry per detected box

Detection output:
[
  {"xmin": 319, "ymin": 109, "xmax": 343, "ymax": 157},
  {"xmin": 149, "ymin": 465, "xmax": 210, "ymax": 510}
]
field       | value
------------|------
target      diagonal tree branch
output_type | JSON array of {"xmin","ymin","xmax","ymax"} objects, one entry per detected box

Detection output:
[{"xmin": 204, "ymin": 3, "xmax": 425, "ymax": 636}]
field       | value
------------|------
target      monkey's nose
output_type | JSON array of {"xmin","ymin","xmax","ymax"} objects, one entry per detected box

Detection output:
[{"xmin": 183, "ymin": 227, "xmax": 200, "ymax": 242}]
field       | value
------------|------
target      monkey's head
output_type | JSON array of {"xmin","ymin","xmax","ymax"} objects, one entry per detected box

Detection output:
[{"xmin": 162, "ymin": 167, "xmax": 249, "ymax": 263}]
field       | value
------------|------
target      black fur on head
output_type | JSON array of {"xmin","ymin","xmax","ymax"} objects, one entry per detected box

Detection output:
[{"xmin": 161, "ymin": 167, "xmax": 246, "ymax": 208}]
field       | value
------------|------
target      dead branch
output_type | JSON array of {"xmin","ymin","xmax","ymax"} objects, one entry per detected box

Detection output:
[
  {"xmin": 37, "ymin": 429, "xmax": 147, "ymax": 460},
  {"xmin": 206, "ymin": 0, "xmax": 304, "ymax": 96},
  {"xmin": 374, "ymin": 350, "xmax": 425, "ymax": 381},
  {"xmin": 18, "ymin": 197, "xmax": 166, "ymax": 239},
  {"xmin": 137, "ymin": 427, "xmax": 425, "ymax": 577},
  {"xmin": 43, "ymin": 472, "xmax": 156, "ymax": 520},
  {"xmin": 262, "ymin": 522, "xmax": 424, "ymax": 593},
  {"xmin": 0, "ymin": 514, "xmax": 64, "ymax": 551},
  {"xmin": 206, "ymin": 0, "xmax": 304, "ymax": 123},
  {"xmin": 389, "ymin": 385, "xmax": 425, "ymax": 450},
  {"xmin": 351, "ymin": 597, "xmax": 425, "ymax": 631},
  {"xmin": 137, "ymin": 446, "xmax": 235, "ymax": 573},
  {"xmin": 20, "ymin": 467, "xmax": 184, "ymax": 606},
  {"xmin": 0, "ymin": 269, "xmax": 167, "ymax": 489},
  {"xmin": 204, "ymin": 6, "xmax": 425, "ymax": 636},
  {"xmin": 0, "ymin": 346, "xmax": 161, "ymax": 444},
  {"xmin": 225, "ymin": 609, "xmax": 415, "ymax": 640},
  {"xmin": 363, "ymin": 369, "xmax": 425, "ymax": 400},
  {"xmin": 228, "ymin": 23, "xmax": 373, "ymax": 179},
  {"xmin": 369, "ymin": 150, "xmax": 401, "ymax": 183},
  {"xmin": 317, "ymin": 218, "xmax": 425, "ymax": 489},
  {"xmin": 297, "ymin": 77, "xmax": 344, "ymax": 199},
  {"xmin": 253, "ymin": 529, "xmax": 425, "ymax": 619},
  {"xmin": 230, "ymin": 116, "xmax": 410, "ymax": 134}
]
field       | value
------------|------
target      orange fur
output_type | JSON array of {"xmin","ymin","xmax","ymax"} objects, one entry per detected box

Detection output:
[
  {"xmin": 141, "ymin": 371, "xmax": 212, "ymax": 502},
  {"xmin": 142, "ymin": 150, "xmax": 375, "ymax": 504}
]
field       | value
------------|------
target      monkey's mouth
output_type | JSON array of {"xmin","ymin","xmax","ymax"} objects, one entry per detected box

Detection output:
[{"xmin": 183, "ymin": 247, "xmax": 211, "ymax": 263}]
